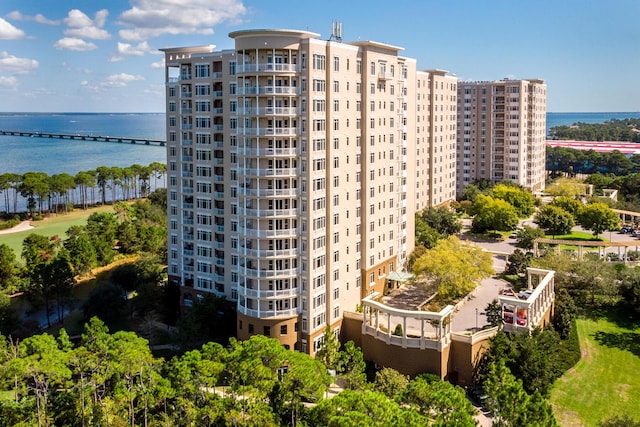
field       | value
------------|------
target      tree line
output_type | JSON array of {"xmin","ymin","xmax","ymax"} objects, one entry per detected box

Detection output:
[
  {"xmin": 549, "ymin": 118, "xmax": 640, "ymax": 143},
  {"xmin": 0, "ymin": 191, "xmax": 167, "ymax": 336},
  {"xmin": 0, "ymin": 162, "xmax": 166, "ymax": 217},
  {"xmin": 547, "ymin": 146, "xmax": 640, "ymax": 177},
  {"xmin": 0, "ymin": 317, "xmax": 508, "ymax": 427}
]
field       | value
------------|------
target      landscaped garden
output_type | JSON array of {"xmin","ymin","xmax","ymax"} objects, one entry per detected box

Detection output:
[{"xmin": 551, "ymin": 305, "xmax": 640, "ymax": 426}]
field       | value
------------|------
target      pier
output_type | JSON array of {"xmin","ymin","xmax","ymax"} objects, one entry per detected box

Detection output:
[{"xmin": 0, "ymin": 130, "xmax": 165, "ymax": 146}]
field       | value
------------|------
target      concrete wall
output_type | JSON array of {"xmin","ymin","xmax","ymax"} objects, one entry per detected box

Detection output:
[{"xmin": 362, "ymin": 333, "xmax": 450, "ymax": 379}]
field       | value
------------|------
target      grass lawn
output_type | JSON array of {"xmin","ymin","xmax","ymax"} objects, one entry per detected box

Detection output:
[
  {"xmin": 551, "ymin": 305, "xmax": 640, "ymax": 426},
  {"xmin": 0, "ymin": 205, "xmax": 114, "ymax": 259},
  {"xmin": 546, "ymin": 230, "xmax": 606, "ymax": 241}
]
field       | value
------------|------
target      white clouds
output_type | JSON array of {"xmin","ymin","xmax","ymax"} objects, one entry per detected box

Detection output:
[
  {"xmin": 0, "ymin": 51, "xmax": 38, "ymax": 90},
  {"xmin": 6, "ymin": 11, "xmax": 60, "ymax": 25},
  {"xmin": 0, "ymin": 51, "xmax": 39, "ymax": 74},
  {"xmin": 81, "ymin": 73, "xmax": 145, "ymax": 93},
  {"xmin": 118, "ymin": 0, "xmax": 247, "ymax": 41},
  {"xmin": 150, "ymin": 58, "xmax": 165, "ymax": 69},
  {"xmin": 0, "ymin": 17, "xmax": 25, "ymax": 39},
  {"xmin": 63, "ymin": 9, "xmax": 111, "ymax": 40},
  {"xmin": 54, "ymin": 37, "xmax": 98, "ymax": 51},
  {"xmin": 109, "ymin": 41, "xmax": 154, "ymax": 62},
  {"xmin": 104, "ymin": 73, "xmax": 145, "ymax": 87},
  {"xmin": 0, "ymin": 76, "xmax": 18, "ymax": 89}
]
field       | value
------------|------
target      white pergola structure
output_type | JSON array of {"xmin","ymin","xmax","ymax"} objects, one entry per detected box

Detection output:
[
  {"xmin": 499, "ymin": 267, "xmax": 555, "ymax": 333},
  {"xmin": 361, "ymin": 293, "xmax": 453, "ymax": 351}
]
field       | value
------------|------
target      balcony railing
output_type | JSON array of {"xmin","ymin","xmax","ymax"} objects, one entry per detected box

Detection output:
[
  {"xmin": 237, "ymin": 226, "xmax": 299, "ymax": 238},
  {"xmin": 237, "ymin": 147, "xmax": 299, "ymax": 156},
  {"xmin": 237, "ymin": 63, "xmax": 299, "ymax": 73},
  {"xmin": 239, "ymin": 187, "xmax": 299, "ymax": 197},
  {"xmin": 237, "ymin": 305, "xmax": 300, "ymax": 319},
  {"xmin": 239, "ymin": 266, "xmax": 300, "ymax": 279},
  {"xmin": 240, "ymin": 247, "xmax": 301, "ymax": 258},
  {"xmin": 236, "ymin": 107, "xmax": 298, "ymax": 116},
  {"xmin": 240, "ymin": 167, "xmax": 298, "ymax": 177},
  {"xmin": 242, "ymin": 207, "xmax": 299, "ymax": 217},
  {"xmin": 236, "ymin": 86, "xmax": 300, "ymax": 96},
  {"xmin": 238, "ymin": 283, "xmax": 299, "ymax": 299},
  {"xmin": 238, "ymin": 127, "xmax": 299, "ymax": 136}
]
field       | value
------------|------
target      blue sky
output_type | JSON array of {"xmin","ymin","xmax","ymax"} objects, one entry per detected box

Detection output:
[{"xmin": 0, "ymin": 0, "xmax": 638, "ymax": 113}]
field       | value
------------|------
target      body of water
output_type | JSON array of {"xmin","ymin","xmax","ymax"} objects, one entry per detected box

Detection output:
[
  {"xmin": 0, "ymin": 113, "xmax": 166, "ymax": 176},
  {"xmin": 547, "ymin": 112, "xmax": 640, "ymax": 135}
]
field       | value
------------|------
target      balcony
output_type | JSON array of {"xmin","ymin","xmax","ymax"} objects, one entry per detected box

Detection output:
[
  {"xmin": 181, "ymin": 92, "xmax": 192, "ymax": 98},
  {"xmin": 238, "ymin": 127, "xmax": 299, "ymax": 136},
  {"xmin": 180, "ymin": 74, "xmax": 192, "ymax": 81},
  {"xmin": 237, "ymin": 225, "xmax": 299, "ymax": 238},
  {"xmin": 243, "ymin": 207, "xmax": 299, "ymax": 217},
  {"xmin": 378, "ymin": 71, "xmax": 393, "ymax": 80},
  {"xmin": 240, "ymin": 247, "xmax": 301, "ymax": 258},
  {"xmin": 237, "ymin": 147, "xmax": 299, "ymax": 156},
  {"xmin": 238, "ymin": 283, "xmax": 299, "ymax": 299},
  {"xmin": 237, "ymin": 107, "xmax": 298, "ymax": 116},
  {"xmin": 239, "ymin": 187, "xmax": 299, "ymax": 197},
  {"xmin": 237, "ymin": 305, "xmax": 300, "ymax": 319},
  {"xmin": 239, "ymin": 266, "xmax": 300, "ymax": 279},
  {"xmin": 236, "ymin": 86, "xmax": 300, "ymax": 96},
  {"xmin": 237, "ymin": 63, "xmax": 299, "ymax": 73},
  {"xmin": 240, "ymin": 167, "xmax": 298, "ymax": 177}
]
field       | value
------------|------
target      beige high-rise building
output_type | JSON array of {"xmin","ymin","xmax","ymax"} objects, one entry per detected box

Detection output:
[
  {"xmin": 456, "ymin": 79, "xmax": 546, "ymax": 194},
  {"xmin": 161, "ymin": 28, "xmax": 457, "ymax": 355}
]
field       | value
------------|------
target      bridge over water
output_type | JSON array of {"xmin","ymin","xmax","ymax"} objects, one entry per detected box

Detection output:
[{"xmin": 0, "ymin": 129, "xmax": 165, "ymax": 146}]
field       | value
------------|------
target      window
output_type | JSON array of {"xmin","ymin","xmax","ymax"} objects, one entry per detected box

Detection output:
[
  {"xmin": 333, "ymin": 56, "xmax": 339, "ymax": 71},
  {"xmin": 333, "ymin": 80, "xmax": 339, "ymax": 92},
  {"xmin": 195, "ymin": 84, "xmax": 210, "ymax": 96},
  {"xmin": 370, "ymin": 61, "xmax": 375, "ymax": 75},
  {"xmin": 195, "ymin": 64, "xmax": 210, "ymax": 78},
  {"xmin": 313, "ymin": 79, "xmax": 326, "ymax": 92},
  {"xmin": 313, "ymin": 54, "xmax": 326, "ymax": 70}
]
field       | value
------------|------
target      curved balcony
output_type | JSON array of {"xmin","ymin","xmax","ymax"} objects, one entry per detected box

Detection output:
[
  {"xmin": 240, "ymin": 247, "xmax": 301, "ymax": 258},
  {"xmin": 237, "ymin": 63, "xmax": 299, "ymax": 73},
  {"xmin": 239, "ymin": 266, "xmax": 300, "ymax": 279},
  {"xmin": 238, "ymin": 147, "xmax": 300, "ymax": 156},
  {"xmin": 237, "ymin": 305, "xmax": 300, "ymax": 319},
  {"xmin": 242, "ymin": 207, "xmax": 299, "ymax": 217},
  {"xmin": 239, "ymin": 187, "xmax": 300, "ymax": 197},
  {"xmin": 237, "ymin": 86, "xmax": 300, "ymax": 96},
  {"xmin": 237, "ymin": 107, "xmax": 298, "ymax": 116},
  {"xmin": 237, "ymin": 225, "xmax": 299, "ymax": 238},
  {"xmin": 238, "ymin": 127, "xmax": 299, "ymax": 136},
  {"xmin": 239, "ymin": 167, "xmax": 299, "ymax": 177},
  {"xmin": 238, "ymin": 284, "xmax": 299, "ymax": 299}
]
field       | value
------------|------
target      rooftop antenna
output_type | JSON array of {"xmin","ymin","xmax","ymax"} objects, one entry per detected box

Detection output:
[{"xmin": 329, "ymin": 21, "xmax": 343, "ymax": 42}]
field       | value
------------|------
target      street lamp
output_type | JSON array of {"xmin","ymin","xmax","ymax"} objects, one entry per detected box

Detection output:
[{"xmin": 475, "ymin": 308, "xmax": 478, "ymax": 330}]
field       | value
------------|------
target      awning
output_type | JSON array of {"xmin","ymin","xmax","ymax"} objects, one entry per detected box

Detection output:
[{"xmin": 387, "ymin": 271, "xmax": 415, "ymax": 282}]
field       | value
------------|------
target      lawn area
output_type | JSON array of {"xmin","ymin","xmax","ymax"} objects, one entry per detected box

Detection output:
[
  {"xmin": 546, "ymin": 230, "xmax": 606, "ymax": 241},
  {"xmin": 0, "ymin": 205, "xmax": 114, "ymax": 259},
  {"xmin": 551, "ymin": 306, "xmax": 640, "ymax": 426}
]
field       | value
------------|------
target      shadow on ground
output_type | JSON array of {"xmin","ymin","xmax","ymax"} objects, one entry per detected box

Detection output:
[
  {"xmin": 592, "ymin": 330, "xmax": 640, "ymax": 358},
  {"xmin": 580, "ymin": 302, "xmax": 640, "ymax": 331}
]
